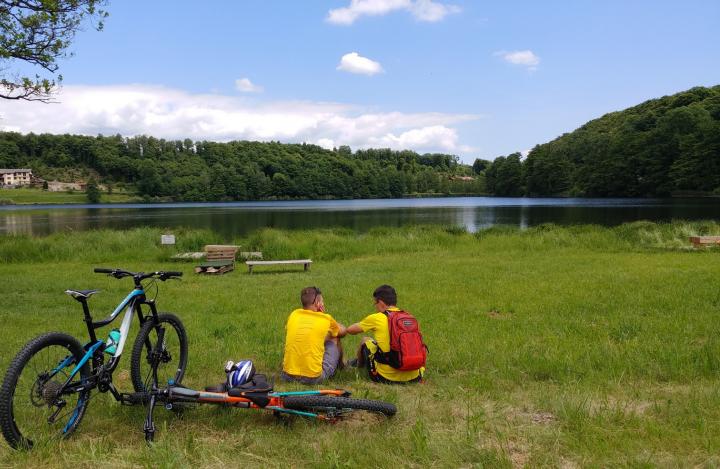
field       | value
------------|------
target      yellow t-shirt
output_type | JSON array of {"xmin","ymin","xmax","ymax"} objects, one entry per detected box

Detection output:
[
  {"xmin": 358, "ymin": 307, "xmax": 423, "ymax": 382},
  {"xmin": 283, "ymin": 308, "xmax": 340, "ymax": 378}
]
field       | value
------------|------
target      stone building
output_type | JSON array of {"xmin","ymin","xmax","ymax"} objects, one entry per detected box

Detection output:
[{"xmin": 0, "ymin": 169, "xmax": 33, "ymax": 186}]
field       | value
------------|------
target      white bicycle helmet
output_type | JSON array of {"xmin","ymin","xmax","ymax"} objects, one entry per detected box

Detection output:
[{"xmin": 226, "ymin": 360, "xmax": 256, "ymax": 387}]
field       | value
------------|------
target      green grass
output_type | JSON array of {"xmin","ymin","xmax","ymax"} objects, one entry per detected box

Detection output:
[
  {"xmin": 1, "ymin": 223, "xmax": 720, "ymax": 467},
  {"xmin": 0, "ymin": 188, "xmax": 139, "ymax": 204}
]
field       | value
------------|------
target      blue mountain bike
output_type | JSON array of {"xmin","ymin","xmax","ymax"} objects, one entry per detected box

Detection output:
[{"xmin": 0, "ymin": 268, "xmax": 187, "ymax": 449}]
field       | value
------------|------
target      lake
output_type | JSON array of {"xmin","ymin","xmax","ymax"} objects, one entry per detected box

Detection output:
[{"xmin": 1, "ymin": 197, "xmax": 719, "ymax": 237}]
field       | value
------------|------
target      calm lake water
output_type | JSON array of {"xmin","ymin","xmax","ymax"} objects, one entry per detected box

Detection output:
[{"xmin": 1, "ymin": 197, "xmax": 719, "ymax": 237}]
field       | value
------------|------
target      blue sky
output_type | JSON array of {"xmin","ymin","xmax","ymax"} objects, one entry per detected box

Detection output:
[{"xmin": 2, "ymin": 0, "xmax": 719, "ymax": 163}]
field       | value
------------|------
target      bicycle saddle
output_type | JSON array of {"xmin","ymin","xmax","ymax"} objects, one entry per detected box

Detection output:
[{"xmin": 65, "ymin": 289, "xmax": 100, "ymax": 300}]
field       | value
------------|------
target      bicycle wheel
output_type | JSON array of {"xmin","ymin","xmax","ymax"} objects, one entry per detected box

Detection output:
[
  {"xmin": 0, "ymin": 332, "xmax": 91, "ymax": 449},
  {"xmin": 130, "ymin": 313, "xmax": 188, "ymax": 393},
  {"xmin": 282, "ymin": 395, "xmax": 397, "ymax": 417}
]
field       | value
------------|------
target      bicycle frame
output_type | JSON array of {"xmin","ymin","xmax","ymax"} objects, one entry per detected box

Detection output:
[
  {"xmin": 147, "ymin": 385, "xmax": 351, "ymax": 419},
  {"xmin": 55, "ymin": 283, "xmax": 162, "ymax": 399}
]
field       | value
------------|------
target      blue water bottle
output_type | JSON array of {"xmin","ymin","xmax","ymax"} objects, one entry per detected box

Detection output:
[{"xmin": 105, "ymin": 328, "xmax": 121, "ymax": 355}]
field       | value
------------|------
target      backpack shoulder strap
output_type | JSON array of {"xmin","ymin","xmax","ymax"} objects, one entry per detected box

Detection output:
[{"xmin": 384, "ymin": 309, "xmax": 405, "ymax": 316}]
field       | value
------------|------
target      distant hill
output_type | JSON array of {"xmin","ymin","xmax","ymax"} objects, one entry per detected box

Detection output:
[
  {"xmin": 489, "ymin": 85, "xmax": 720, "ymax": 197},
  {"xmin": 0, "ymin": 133, "xmax": 482, "ymax": 201}
]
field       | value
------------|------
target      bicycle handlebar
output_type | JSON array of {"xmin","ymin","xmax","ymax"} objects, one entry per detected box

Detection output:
[{"xmin": 93, "ymin": 268, "xmax": 183, "ymax": 281}]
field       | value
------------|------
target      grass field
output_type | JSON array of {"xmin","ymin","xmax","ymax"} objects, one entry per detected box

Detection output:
[
  {"xmin": 0, "ymin": 188, "xmax": 139, "ymax": 205},
  {"xmin": 1, "ymin": 223, "xmax": 720, "ymax": 467}
]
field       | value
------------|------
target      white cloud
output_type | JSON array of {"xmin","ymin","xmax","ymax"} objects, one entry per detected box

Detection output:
[
  {"xmin": 495, "ymin": 50, "xmax": 540, "ymax": 71},
  {"xmin": 0, "ymin": 84, "xmax": 479, "ymax": 154},
  {"xmin": 235, "ymin": 78, "xmax": 263, "ymax": 93},
  {"xmin": 369, "ymin": 125, "xmax": 460, "ymax": 151},
  {"xmin": 410, "ymin": 0, "xmax": 461, "ymax": 22},
  {"xmin": 337, "ymin": 52, "xmax": 384, "ymax": 76},
  {"xmin": 327, "ymin": 0, "xmax": 459, "ymax": 25},
  {"xmin": 316, "ymin": 138, "xmax": 336, "ymax": 149}
]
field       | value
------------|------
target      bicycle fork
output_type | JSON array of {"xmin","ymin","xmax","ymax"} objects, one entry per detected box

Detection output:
[{"xmin": 143, "ymin": 324, "xmax": 166, "ymax": 443}]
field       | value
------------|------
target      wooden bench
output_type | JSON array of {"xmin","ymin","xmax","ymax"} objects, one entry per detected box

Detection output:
[
  {"xmin": 689, "ymin": 236, "xmax": 720, "ymax": 248},
  {"xmin": 246, "ymin": 259, "xmax": 312, "ymax": 274},
  {"xmin": 195, "ymin": 245, "xmax": 239, "ymax": 274}
]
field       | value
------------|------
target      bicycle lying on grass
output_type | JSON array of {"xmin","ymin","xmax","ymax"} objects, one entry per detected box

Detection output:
[{"xmin": 0, "ymin": 268, "xmax": 396, "ymax": 449}]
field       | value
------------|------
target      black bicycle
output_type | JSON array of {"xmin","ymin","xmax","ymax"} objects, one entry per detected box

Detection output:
[{"xmin": 0, "ymin": 268, "xmax": 188, "ymax": 449}]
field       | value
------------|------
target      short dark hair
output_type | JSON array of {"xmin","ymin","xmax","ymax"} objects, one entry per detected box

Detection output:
[
  {"xmin": 301, "ymin": 286, "xmax": 322, "ymax": 308},
  {"xmin": 373, "ymin": 284, "xmax": 397, "ymax": 306}
]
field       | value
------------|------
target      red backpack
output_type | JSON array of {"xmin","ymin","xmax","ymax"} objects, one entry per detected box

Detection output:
[{"xmin": 374, "ymin": 310, "xmax": 428, "ymax": 371}]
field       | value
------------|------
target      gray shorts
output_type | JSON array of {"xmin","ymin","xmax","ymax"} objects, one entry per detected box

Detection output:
[{"xmin": 281, "ymin": 339, "xmax": 341, "ymax": 385}]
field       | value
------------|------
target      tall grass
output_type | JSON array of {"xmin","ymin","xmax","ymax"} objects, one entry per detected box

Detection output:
[{"xmin": 2, "ymin": 221, "xmax": 719, "ymax": 264}]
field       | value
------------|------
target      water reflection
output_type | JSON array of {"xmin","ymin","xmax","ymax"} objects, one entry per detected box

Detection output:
[{"xmin": 1, "ymin": 197, "xmax": 719, "ymax": 238}]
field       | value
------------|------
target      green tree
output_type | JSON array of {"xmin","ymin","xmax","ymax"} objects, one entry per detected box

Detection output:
[
  {"xmin": 489, "ymin": 153, "xmax": 523, "ymax": 196},
  {"xmin": 85, "ymin": 178, "xmax": 101, "ymax": 203},
  {"xmin": 524, "ymin": 144, "xmax": 572, "ymax": 196},
  {"xmin": 0, "ymin": 1, "xmax": 109, "ymax": 102},
  {"xmin": 336, "ymin": 145, "xmax": 352, "ymax": 157},
  {"xmin": 472, "ymin": 158, "xmax": 491, "ymax": 174}
]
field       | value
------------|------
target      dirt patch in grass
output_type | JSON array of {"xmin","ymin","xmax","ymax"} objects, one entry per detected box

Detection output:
[
  {"xmin": 528, "ymin": 411, "xmax": 556, "ymax": 424},
  {"xmin": 479, "ymin": 437, "xmax": 530, "ymax": 468},
  {"xmin": 506, "ymin": 439, "xmax": 530, "ymax": 468},
  {"xmin": 487, "ymin": 310, "xmax": 513, "ymax": 319},
  {"xmin": 503, "ymin": 403, "xmax": 557, "ymax": 426},
  {"xmin": 587, "ymin": 397, "xmax": 653, "ymax": 416}
]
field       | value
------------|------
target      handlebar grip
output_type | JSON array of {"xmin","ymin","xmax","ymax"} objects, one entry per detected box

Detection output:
[
  {"xmin": 94, "ymin": 268, "xmax": 114, "ymax": 273},
  {"xmin": 165, "ymin": 271, "xmax": 183, "ymax": 277}
]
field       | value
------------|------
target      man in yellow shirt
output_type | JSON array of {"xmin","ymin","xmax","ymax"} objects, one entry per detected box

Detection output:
[
  {"xmin": 345, "ymin": 285, "xmax": 423, "ymax": 384},
  {"xmin": 281, "ymin": 286, "xmax": 347, "ymax": 384}
]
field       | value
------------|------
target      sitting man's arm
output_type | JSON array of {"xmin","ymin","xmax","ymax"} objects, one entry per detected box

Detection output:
[
  {"xmin": 345, "ymin": 323, "xmax": 363, "ymax": 335},
  {"xmin": 327, "ymin": 321, "xmax": 347, "ymax": 340}
]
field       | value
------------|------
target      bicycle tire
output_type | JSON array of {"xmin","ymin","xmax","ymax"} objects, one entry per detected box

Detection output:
[
  {"xmin": 0, "ymin": 332, "xmax": 91, "ymax": 449},
  {"xmin": 282, "ymin": 395, "xmax": 397, "ymax": 417},
  {"xmin": 130, "ymin": 313, "xmax": 188, "ymax": 393}
]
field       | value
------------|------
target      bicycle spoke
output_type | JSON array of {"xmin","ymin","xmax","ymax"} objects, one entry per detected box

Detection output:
[
  {"xmin": 143, "ymin": 362, "xmax": 154, "ymax": 390},
  {"xmin": 138, "ymin": 322, "xmax": 183, "ymax": 390},
  {"xmin": 11, "ymin": 344, "xmax": 84, "ymax": 446}
]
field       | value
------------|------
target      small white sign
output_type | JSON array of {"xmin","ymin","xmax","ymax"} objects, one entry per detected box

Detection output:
[{"xmin": 161, "ymin": 234, "xmax": 176, "ymax": 245}]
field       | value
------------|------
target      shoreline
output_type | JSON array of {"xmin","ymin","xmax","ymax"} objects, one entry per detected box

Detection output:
[{"xmin": 2, "ymin": 189, "xmax": 719, "ymax": 208}]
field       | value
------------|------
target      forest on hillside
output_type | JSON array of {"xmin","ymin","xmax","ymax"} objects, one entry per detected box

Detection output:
[
  {"xmin": 0, "ymin": 133, "xmax": 482, "ymax": 201},
  {"xmin": 483, "ymin": 85, "xmax": 720, "ymax": 197},
  {"xmin": 2, "ymin": 86, "xmax": 718, "ymax": 201}
]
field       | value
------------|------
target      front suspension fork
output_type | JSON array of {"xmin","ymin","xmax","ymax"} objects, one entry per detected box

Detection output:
[{"xmin": 143, "ymin": 325, "xmax": 166, "ymax": 443}]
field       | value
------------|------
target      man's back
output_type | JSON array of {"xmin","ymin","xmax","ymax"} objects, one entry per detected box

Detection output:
[{"xmin": 283, "ymin": 308, "xmax": 339, "ymax": 378}]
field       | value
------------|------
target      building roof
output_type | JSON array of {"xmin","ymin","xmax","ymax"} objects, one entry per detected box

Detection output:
[{"xmin": 0, "ymin": 169, "xmax": 32, "ymax": 174}]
